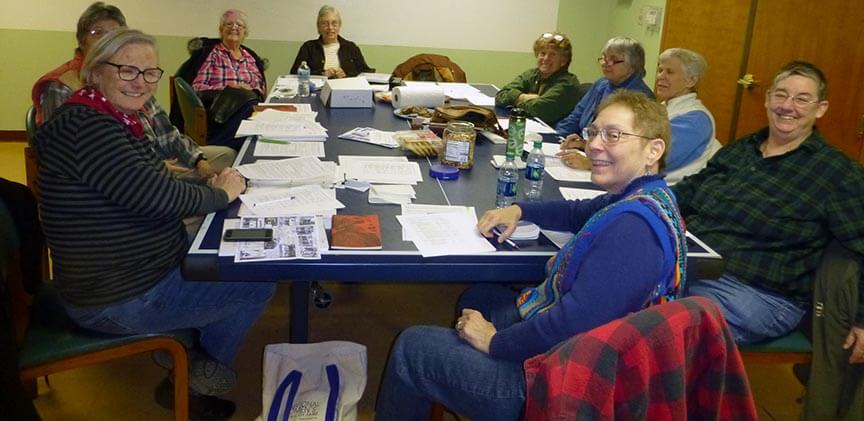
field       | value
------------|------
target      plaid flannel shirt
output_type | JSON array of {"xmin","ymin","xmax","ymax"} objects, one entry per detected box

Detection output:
[
  {"xmin": 524, "ymin": 297, "xmax": 757, "ymax": 420},
  {"xmin": 138, "ymin": 98, "xmax": 203, "ymax": 168},
  {"xmin": 192, "ymin": 43, "xmax": 265, "ymax": 95},
  {"xmin": 674, "ymin": 128, "xmax": 864, "ymax": 322}
]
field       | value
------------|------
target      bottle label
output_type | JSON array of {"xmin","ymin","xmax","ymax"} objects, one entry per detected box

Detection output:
[
  {"xmin": 507, "ymin": 117, "xmax": 526, "ymax": 158},
  {"xmin": 497, "ymin": 179, "xmax": 517, "ymax": 197},
  {"xmin": 525, "ymin": 165, "xmax": 544, "ymax": 181},
  {"xmin": 444, "ymin": 140, "xmax": 470, "ymax": 163}
]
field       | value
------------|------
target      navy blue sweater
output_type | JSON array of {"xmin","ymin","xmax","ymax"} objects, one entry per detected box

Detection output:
[{"xmin": 490, "ymin": 177, "xmax": 674, "ymax": 361}]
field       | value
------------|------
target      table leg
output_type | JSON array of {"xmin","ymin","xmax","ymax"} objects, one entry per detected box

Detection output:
[{"xmin": 289, "ymin": 281, "xmax": 309, "ymax": 343}]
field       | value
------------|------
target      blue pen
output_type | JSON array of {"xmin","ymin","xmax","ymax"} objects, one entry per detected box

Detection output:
[{"xmin": 492, "ymin": 227, "xmax": 520, "ymax": 250}]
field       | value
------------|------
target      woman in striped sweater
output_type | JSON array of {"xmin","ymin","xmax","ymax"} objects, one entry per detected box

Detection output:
[{"xmin": 33, "ymin": 28, "xmax": 275, "ymax": 417}]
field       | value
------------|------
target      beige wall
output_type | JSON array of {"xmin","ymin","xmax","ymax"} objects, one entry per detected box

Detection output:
[{"xmin": 1, "ymin": 0, "xmax": 666, "ymax": 131}]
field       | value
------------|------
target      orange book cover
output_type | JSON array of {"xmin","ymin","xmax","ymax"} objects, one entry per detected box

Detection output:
[{"xmin": 330, "ymin": 215, "xmax": 382, "ymax": 250}]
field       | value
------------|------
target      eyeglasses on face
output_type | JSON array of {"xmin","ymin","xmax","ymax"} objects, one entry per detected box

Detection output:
[
  {"xmin": 768, "ymin": 90, "xmax": 820, "ymax": 108},
  {"xmin": 104, "ymin": 62, "xmax": 164, "ymax": 84},
  {"xmin": 582, "ymin": 125, "xmax": 651, "ymax": 145},
  {"xmin": 222, "ymin": 22, "xmax": 246, "ymax": 29},
  {"xmin": 598, "ymin": 56, "xmax": 626, "ymax": 66}
]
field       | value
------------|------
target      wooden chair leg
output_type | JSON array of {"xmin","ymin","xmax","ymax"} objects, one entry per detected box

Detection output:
[
  {"xmin": 22, "ymin": 377, "xmax": 37, "ymax": 399},
  {"xmin": 430, "ymin": 402, "xmax": 445, "ymax": 421}
]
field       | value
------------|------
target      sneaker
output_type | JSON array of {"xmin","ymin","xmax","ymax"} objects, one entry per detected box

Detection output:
[
  {"xmin": 152, "ymin": 349, "xmax": 236, "ymax": 396},
  {"xmin": 154, "ymin": 377, "xmax": 236, "ymax": 421}
]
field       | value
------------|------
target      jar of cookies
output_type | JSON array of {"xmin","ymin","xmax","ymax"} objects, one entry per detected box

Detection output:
[{"xmin": 440, "ymin": 121, "xmax": 476, "ymax": 169}]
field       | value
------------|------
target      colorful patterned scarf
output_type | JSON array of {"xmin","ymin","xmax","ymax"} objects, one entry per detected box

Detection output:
[
  {"xmin": 517, "ymin": 184, "xmax": 687, "ymax": 320},
  {"xmin": 66, "ymin": 87, "xmax": 145, "ymax": 139}
]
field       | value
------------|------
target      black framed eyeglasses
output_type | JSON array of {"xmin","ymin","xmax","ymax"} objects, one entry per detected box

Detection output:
[
  {"xmin": 582, "ymin": 125, "xmax": 652, "ymax": 145},
  {"xmin": 104, "ymin": 62, "xmax": 164, "ymax": 84},
  {"xmin": 598, "ymin": 56, "xmax": 625, "ymax": 66}
]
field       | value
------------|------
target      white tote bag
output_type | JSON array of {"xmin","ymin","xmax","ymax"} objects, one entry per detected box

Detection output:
[{"xmin": 257, "ymin": 341, "xmax": 367, "ymax": 421}]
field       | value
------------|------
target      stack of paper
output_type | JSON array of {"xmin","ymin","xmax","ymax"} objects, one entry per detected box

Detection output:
[
  {"xmin": 239, "ymin": 184, "xmax": 344, "ymax": 216},
  {"xmin": 220, "ymin": 215, "xmax": 326, "ymax": 262},
  {"xmin": 254, "ymin": 140, "xmax": 326, "ymax": 158},
  {"xmin": 338, "ymin": 156, "xmax": 422, "ymax": 185},
  {"xmin": 559, "ymin": 187, "xmax": 604, "ymax": 201},
  {"xmin": 368, "ymin": 184, "xmax": 416, "ymax": 204},
  {"xmin": 236, "ymin": 119, "xmax": 328, "ymax": 141},
  {"xmin": 236, "ymin": 156, "xmax": 338, "ymax": 187},
  {"xmin": 396, "ymin": 211, "xmax": 495, "ymax": 257},
  {"xmin": 545, "ymin": 157, "xmax": 592, "ymax": 182},
  {"xmin": 490, "ymin": 155, "xmax": 526, "ymax": 169},
  {"xmin": 338, "ymin": 127, "xmax": 399, "ymax": 148},
  {"xmin": 400, "ymin": 204, "xmax": 476, "ymax": 241},
  {"xmin": 509, "ymin": 221, "xmax": 540, "ymax": 240},
  {"xmin": 358, "ymin": 72, "xmax": 392, "ymax": 84}
]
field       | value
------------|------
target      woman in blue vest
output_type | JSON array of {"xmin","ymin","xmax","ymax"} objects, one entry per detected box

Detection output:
[{"xmin": 376, "ymin": 90, "xmax": 687, "ymax": 421}]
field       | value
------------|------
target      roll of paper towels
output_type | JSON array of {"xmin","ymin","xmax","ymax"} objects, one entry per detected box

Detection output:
[{"xmin": 392, "ymin": 85, "xmax": 446, "ymax": 109}]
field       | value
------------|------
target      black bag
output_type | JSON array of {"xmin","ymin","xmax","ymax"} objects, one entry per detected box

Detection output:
[{"xmin": 208, "ymin": 87, "xmax": 260, "ymax": 124}]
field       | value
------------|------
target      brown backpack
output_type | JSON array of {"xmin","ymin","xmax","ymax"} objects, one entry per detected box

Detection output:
[
  {"xmin": 431, "ymin": 105, "xmax": 503, "ymax": 135},
  {"xmin": 391, "ymin": 54, "xmax": 467, "ymax": 83}
]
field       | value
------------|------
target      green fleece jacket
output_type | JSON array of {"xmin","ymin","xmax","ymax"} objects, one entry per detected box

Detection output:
[{"xmin": 495, "ymin": 68, "xmax": 580, "ymax": 126}]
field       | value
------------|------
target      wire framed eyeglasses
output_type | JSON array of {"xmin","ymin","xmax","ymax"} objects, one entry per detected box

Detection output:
[{"xmin": 582, "ymin": 125, "xmax": 652, "ymax": 145}]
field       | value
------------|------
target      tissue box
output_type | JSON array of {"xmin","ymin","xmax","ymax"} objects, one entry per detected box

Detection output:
[{"xmin": 320, "ymin": 77, "xmax": 373, "ymax": 108}]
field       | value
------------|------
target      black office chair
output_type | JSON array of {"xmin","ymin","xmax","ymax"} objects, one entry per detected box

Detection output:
[
  {"xmin": 172, "ymin": 77, "xmax": 209, "ymax": 146},
  {"xmin": 25, "ymin": 106, "xmax": 37, "ymax": 144}
]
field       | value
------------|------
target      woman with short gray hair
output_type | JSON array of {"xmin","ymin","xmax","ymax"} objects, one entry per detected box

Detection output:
[
  {"xmin": 555, "ymin": 36, "xmax": 654, "ymax": 153},
  {"xmin": 290, "ymin": 4, "xmax": 374, "ymax": 78},
  {"xmin": 654, "ymin": 47, "xmax": 721, "ymax": 182}
]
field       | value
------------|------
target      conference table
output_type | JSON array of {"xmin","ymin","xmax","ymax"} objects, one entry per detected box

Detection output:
[{"xmin": 182, "ymin": 83, "xmax": 719, "ymax": 342}]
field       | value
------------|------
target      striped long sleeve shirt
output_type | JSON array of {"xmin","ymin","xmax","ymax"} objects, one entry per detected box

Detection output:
[{"xmin": 34, "ymin": 104, "xmax": 229, "ymax": 307}]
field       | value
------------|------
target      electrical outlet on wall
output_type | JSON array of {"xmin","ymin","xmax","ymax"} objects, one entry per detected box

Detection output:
[{"xmin": 639, "ymin": 6, "xmax": 662, "ymax": 30}]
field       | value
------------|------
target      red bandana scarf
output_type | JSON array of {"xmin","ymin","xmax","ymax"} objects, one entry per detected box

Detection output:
[{"xmin": 66, "ymin": 87, "xmax": 144, "ymax": 138}]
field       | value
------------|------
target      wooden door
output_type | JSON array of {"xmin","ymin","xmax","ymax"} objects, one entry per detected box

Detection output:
[
  {"xmin": 660, "ymin": 0, "xmax": 754, "ymax": 144},
  {"xmin": 734, "ymin": 0, "xmax": 864, "ymax": 162}
]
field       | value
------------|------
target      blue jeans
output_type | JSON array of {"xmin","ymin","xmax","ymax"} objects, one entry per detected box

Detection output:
[
  {"xmin": 376, "ymin": 285, "xmax": 525, "ymax": 421},
  {"xmin": 64, "ymin": 267, "xmax": 276, "ymax": 364},
  {"xmin": 684, "ymin": 274, "xmax": 806, "ymax": 344}
]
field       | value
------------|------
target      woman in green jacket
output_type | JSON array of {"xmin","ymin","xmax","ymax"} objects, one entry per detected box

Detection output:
[{"xmin": 495, "ymin": 32, "xmax": 580, "ymax": 127}]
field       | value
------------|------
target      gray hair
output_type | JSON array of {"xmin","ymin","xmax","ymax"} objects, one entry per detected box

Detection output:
[
  {"xmin": 76, "ymin": 2, "xmax": 126, "ymax": 45},
  {"xmin": 602, "ymin": 37, "xmax": 646, "ymax": 77},
  {"xmin": 317, "ymin": 5, "xmax": 341, "ymax": 24},
  {"xmin": 771, "ymin": 61, "xmax": 828, "ymax": 100},
  {"xmin": 80, "ymin": 28, "xmax": 158, "ymax": 86},
  {"xmin": 659, "ymin": 48, "xmax": 708, "ymax": 87},
  {"xmin": 220, "ymin": 9, "xmax": 248, "ymax": 30}
]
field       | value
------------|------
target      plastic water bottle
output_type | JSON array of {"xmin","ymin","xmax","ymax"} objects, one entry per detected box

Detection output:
[
  {"xmin": 298, "ymin": 61, "xmax": 311, "ymax": 97},
  {"xmin": 524, "ymin": 139, "xmax": 545, "ymax": 201},
  {"xmin": 496, "ymin": 108, "xmax": 526, "ymax": 208},
  {"xmin": 496, "ymin": 158, "xmax": 519, "ymax": 208}
]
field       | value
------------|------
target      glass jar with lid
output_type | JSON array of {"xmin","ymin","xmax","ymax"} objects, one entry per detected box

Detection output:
[{"xmin": 439, "ymin": 121, "xmax": 476, "ymax": 169}]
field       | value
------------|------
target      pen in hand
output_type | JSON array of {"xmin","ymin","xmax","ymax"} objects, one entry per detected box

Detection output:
[{"xmin": 492, "ymin": 227, "xmax": 520, "ymax": 250}]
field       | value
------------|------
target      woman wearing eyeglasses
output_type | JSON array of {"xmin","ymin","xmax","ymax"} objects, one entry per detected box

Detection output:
[
  {"xmin": 32, "ymin": 29, "xmax": 275, "ymax": 418},
  {"xmin": 290, "ymin": 5, "xmax": 374, "ymax": 78},
  {"xmin": 376, "ymin": 91, "xmax": 686, "ymax": 421},
  {"xmin": 178, "ymin": 9, "xmax": 267, "ymax": 149},
  {"xmin": 494, "ymin": 32, "xmax": 580, "ymax": 126},
  {"xmin": 31, "ymin": 2, "xmax": 236, "ymax": 182},
  {"xmin": 31, "ymin": 1, "xmax": 125, "ymax": 125},
  {"xmin": 555, "ymin": 37, "xmax": 654, "ymax": 153}
]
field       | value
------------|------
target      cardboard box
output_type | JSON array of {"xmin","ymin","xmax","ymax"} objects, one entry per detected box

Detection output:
[{"xmin": 320, "ymin": 77, "xmax": 373, "ymax": 108}]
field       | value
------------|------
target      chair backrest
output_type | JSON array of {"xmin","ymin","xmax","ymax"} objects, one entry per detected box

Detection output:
[
  {"xmin": 172, "ymin": 76, "xmax": 208, "ymax": 146},
  {"xmin": 575, "ymin": 82, "xmax": 593, "ymax": 104},
  {"xmin": 25, "ymin": 106, "xmax": 37, "ymax": 145},
  {"xmin": 523, "ymin": 297, "xmax": 758, "ymax": 419},
  {"xmin": 391, "ymin": 54, "xmax": 467, "ymax": 83}
]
